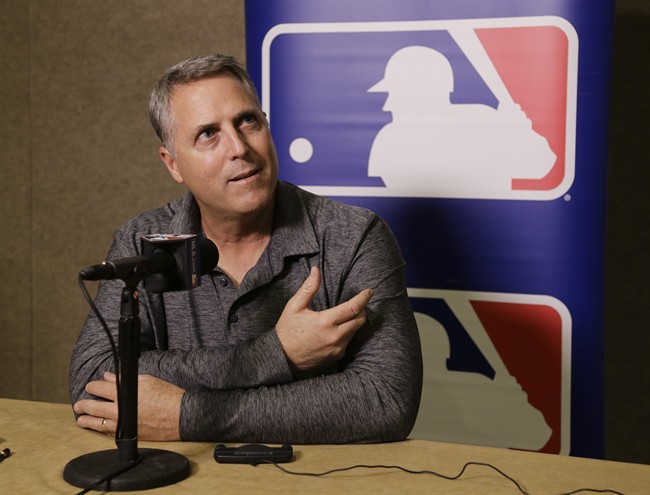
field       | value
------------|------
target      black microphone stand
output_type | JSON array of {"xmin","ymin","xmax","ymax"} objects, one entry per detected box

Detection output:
[{"xmin": 64, "ymin": 279, "xmax": 190, "ymax": 491}]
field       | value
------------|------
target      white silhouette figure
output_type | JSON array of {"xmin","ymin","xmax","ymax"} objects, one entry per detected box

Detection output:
[
  {"xmin": 368, "ymin": 45, "xmax": 556, "ymax": 196},
  {"xmin": 411, "ymin": 311, "xmax": 553, "ymax": 451}
]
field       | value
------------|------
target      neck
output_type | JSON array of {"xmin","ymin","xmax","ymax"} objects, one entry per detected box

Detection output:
[
  {"xmin": 202, "ymin": 210, "xmax": 273, "ymax": 244},
  {"xmin": 199, "ymin": 205, "xmax": 275, "ymax": 287}
]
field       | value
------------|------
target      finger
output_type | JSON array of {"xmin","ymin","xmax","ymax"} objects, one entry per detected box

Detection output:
[
  {"xmin": 288, "ymin": 266, "xmax": 321, "ymax": 311},
  {"xmin": 76, "ymin": 413, "xmax": 116, "ymax": 435},
  {"xmin": 74, "ymin": 398, "xmax": 117, "ymax": 420},
  {"xmin": 330, "ymin": 288, "xmax": 373, "ymax": 326},
  {"xmin": 334, "ymin": 314, "xmax": 367, "ymax": 343},
  {"xmin": 85, "ymin": 378, "xmax": 118, "ymax": 402},
  {"xmin": 103, "ymin": 371, "xmax": 117, "ymax": 382}
]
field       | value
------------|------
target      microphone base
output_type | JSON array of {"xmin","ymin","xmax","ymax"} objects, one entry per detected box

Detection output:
[{"xmin": 64, "ymin": 448, "xmax": 190, "ymax": 491}]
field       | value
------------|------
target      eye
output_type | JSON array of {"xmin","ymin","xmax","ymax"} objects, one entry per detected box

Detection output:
[
  {"xmin": 197, "ymin": 126, "xmax": 217, "ymax": 142},
  {"xmin": 239, "ymin": 113, "xmax": 260, "ymax": 130},
  {"xmin": 199, "ymin": 128, "xmax": 215, "ymax": 140}
]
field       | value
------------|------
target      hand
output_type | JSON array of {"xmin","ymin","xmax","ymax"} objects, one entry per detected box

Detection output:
[
  {"xmin": 74, "ymin": 372, "xmax": 184, "ymax": 441},
  {"xmin": 276, "ymin": 266, "xmax": 373, "ymax": 372}
]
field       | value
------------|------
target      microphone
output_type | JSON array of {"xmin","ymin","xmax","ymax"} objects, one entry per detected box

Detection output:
[{"xmin": 80, "ymin": 234, "xmax": 219, "ymax": 292}]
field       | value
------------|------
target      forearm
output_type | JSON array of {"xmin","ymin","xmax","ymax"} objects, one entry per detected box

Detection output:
[
  {"xmin": 179, "ymin": 293, "xmax": 422, "ymax": 444},
  {"xmin": 138, "ymin": 330, "xmax": 294, "ymax": 391},
  {"xmin": 72, "ymin": 319, "xmax": 295, "ymax": 401},
  {"xmin": 69, "ymin": 341, "xmax": 115, "ymax": 405},
  {"xmin": 69, "ymin": 279, "xmax": 125, "ymax": 405},
  {"xmin": 180, "ymin": 363, "xmax": 419, "ymax": 444}
]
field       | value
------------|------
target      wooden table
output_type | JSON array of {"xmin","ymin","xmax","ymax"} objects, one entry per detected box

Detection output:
[{"xmin": 1, "ymin": 398, "xmax": 648, "ymax": 494}]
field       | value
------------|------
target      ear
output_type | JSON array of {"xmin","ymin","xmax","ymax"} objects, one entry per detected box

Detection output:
[{"xmin": 159, "ymin": 146, "xmax": 184, "ymax": 184}]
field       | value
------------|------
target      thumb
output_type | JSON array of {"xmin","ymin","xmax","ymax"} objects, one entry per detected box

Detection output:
[{"xmin": 289, "ymin": 266, "xmax": 321, "ymax": 311}]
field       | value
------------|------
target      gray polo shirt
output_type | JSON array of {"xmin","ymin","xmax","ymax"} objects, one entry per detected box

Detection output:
[{"xmin": 70, "ymin": 181, "xmax": 422, "ymax": 444}]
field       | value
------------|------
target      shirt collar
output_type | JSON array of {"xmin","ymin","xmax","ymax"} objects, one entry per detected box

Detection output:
[
  {"xmin": 168, "ymin": 192, "xmax": 202, "ymax": 235},
  {"xmin": 168, "ymin": 180, "xmax": 320, "ymax": 267},
  {"xmin": 270, "ymin": 181, "xmax": 320, "ymax": 259}
]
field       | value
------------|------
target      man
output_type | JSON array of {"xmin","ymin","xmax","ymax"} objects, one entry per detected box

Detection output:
[{"xmin": 70, "ymin": 54, "xmax": 422, "ymax": 444}]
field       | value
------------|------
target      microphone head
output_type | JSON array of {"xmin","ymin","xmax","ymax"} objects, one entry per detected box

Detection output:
[
  {"xmin": 79, "ymin": 263, "xmax": 115, "ymax": 281},
  {"xmin": 79, "ymin": 234, "xmax": 220, "ymax": 289},
  {"xmin": 141, "ymin": 234, "xmax": 219, "ymax": 293},
  {"xmin": 199, "ymin": 237, "xmax": 219, "ymax": 275}
]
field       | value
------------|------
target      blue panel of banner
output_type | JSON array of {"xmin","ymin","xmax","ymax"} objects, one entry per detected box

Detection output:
[{"xmin": 245, "ymin": 0, "xmax": 614, "ymax": 457}]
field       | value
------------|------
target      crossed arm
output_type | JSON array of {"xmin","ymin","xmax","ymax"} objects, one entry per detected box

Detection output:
[
  {"xmin": 70, "ymin": 215, "xmax": 422, "ymax": 444},
  {"xmin": 74, "ymin": 266, "xmax": 377, "ymax": 440}
]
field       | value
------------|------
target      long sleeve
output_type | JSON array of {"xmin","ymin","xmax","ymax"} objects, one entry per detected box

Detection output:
[
  {"xmin": 176, "ymin": 215, "xmax": 423, "ymax": 444},
  {"xmin": 69, "ymin": 184, "xmax": 423, "ymax": 444}
]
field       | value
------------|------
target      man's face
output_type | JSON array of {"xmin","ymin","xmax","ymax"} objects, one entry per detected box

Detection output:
[{"xmin": 160, "ymin": 73, "xmax": 279, "ymax": 222}]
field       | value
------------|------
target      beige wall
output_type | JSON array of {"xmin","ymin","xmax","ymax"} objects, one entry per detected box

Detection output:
[
  {"xmin": 0, "ymin": 0, "xmax": 245, "ymax": 402},
  {"xmin": 1, "ymin": 0, "xmax": 648, "ymax": 464}
]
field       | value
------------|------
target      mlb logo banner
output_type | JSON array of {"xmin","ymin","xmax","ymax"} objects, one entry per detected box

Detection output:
[
  {"xmin": 260, "ymin": 17, "xmax": 578, "ymax": 200},
  {"xmin": 409, "ymin": 289, "xmax": 571, "ymax": 454},
  {"xmin": 246, "ymin": 0, "xmax": 614, "ymax": 458}
]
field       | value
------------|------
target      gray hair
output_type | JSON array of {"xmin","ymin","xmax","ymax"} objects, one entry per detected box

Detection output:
[{"xmin": 149, "ymin": 54, "xmax": 260, "ymax": 152}]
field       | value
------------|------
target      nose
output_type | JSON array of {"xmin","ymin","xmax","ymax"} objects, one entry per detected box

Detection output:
[{"xmin": 224, "ymin": 127, "xmax": 247, "ymax": 160}]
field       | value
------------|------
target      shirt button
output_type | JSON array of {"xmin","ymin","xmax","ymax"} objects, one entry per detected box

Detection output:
[
  {"xmin": 229, "ymin": 314, "xmax": 239, "ymax": 323},
  {"xmin": 219, "ymin": 278, "xmax": 228, "ymax": 287}
]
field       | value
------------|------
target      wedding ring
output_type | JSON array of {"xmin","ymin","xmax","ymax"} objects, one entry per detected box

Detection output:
[{"xmin": 101, "ymin": 417, "xmax": 108, "ymax": 432}]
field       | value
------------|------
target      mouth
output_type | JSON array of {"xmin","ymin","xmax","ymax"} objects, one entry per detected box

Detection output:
[{"xmin": 229, "ymin": 168, "xmax": 261, "ymax": 183}]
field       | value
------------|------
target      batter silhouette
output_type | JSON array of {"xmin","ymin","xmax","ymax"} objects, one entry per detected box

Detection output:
[{"xmin": 368, "ymin": 46, "xmax": 556, "ymax": 196}]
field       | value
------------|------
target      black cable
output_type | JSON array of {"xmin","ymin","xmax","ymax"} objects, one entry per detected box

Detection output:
[
  {"xmin": 77, "ymin": 276, "xmax": 131, "ymax": 493},
  {"xmin": 261, "ymin": 461, "xmax": 626, "ymax": 495},
  {"xmin": 73, "ymin": 456, "xmax": 142, "ymax": 495},
  {"xmin": 78, "ymin": 275, "xmax": 122, "ymax": 433}
]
